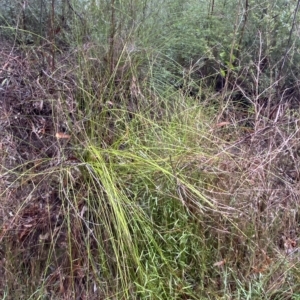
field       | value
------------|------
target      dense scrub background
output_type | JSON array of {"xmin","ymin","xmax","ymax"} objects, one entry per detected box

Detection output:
[{"xmin": 1, "ymin": 0, "xmax": 300, "ymax": 299}]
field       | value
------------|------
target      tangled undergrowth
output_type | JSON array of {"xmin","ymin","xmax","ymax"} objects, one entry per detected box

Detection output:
[{"xmin": 1, "ymin": 36, "xmax": 300, "ymax": 300}]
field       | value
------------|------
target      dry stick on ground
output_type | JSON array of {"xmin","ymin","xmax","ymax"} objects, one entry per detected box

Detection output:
[{"xmin": 50, "ymin": 0, "xmax": 56, "ymax": 72}]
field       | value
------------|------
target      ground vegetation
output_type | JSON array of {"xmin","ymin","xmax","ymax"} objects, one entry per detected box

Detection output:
[{"xmin": 1, "ymin": 0, "xmax": 300, "ymax": 299}]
